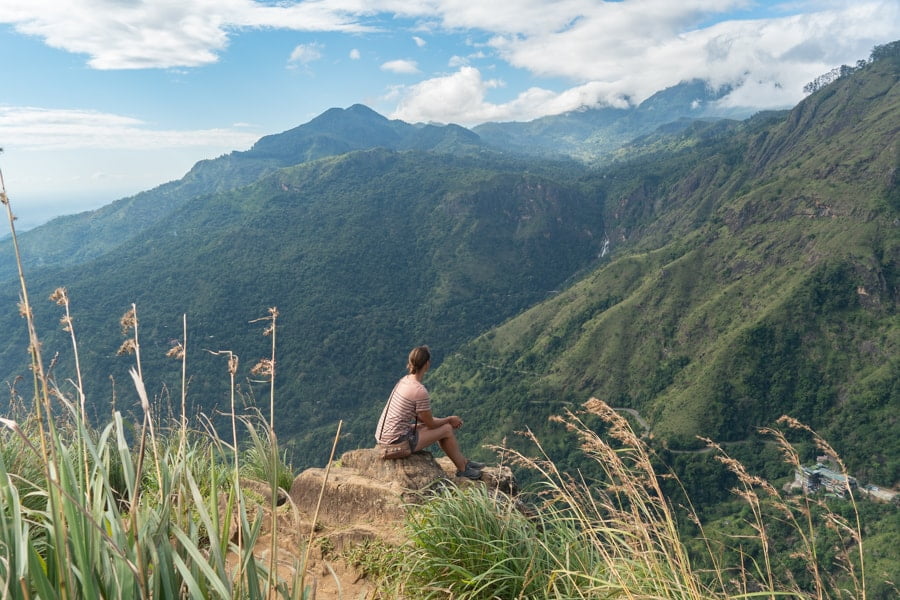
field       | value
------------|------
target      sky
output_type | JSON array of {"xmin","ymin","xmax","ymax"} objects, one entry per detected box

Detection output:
[{"xmin": 0, "ymin": 1, "xmax": 898, "ymax": 230}]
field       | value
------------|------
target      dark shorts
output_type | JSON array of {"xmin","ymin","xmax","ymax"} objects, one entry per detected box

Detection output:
[{"xmin": 390, "ymin": 429, "xmax": 418, "ymax": 452}]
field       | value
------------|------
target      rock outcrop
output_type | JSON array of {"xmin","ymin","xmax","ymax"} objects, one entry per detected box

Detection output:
[
  {"xmin": 237, "ymin": 448, "xmax": 516, "ymax": 599},
  {"xmin": 289, "ymin": 448, "xmax": 515, "ymax": 536}
]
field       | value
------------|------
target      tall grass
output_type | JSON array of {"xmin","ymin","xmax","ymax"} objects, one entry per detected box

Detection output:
[
  {"xmin": 0, "ymin": 169, "xmax": 313, "ymax": 599},
  {"xmin": 0, "ymin": 401, "xmax": 310, "ymax": 599},
  {"xmin": 385, "ymin": 398, "xmax": 871, "ymax": 599}
]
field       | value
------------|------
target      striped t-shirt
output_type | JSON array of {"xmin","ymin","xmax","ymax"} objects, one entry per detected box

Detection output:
[{"xmin": 375, "ymin": 375, "xmax": 431, "ymax": 444}]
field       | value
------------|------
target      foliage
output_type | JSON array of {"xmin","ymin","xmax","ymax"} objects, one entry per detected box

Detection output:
[
  {"xmin": 0, "ymin": 400, "xmax": 309, "ymax": 599},
  {"xmin": 401, "ymin": 484, "xmax": 606, "ymax": 599},
  {"xmin": 0, "ymin": 38, "xmax": 898, "ymax": 598},
  {"xmin": 0, "ymin": 192, "xmax": 310, "ymax": 598},
  {"xmin": 0, "ymin": 148, "xmax": 601, "ymax": 469},
  {"xmin": 384, "ymin": 400, "xmax": 884, "ymax": 599},
  {"xmin": 239, "ymin": 412, "xmax": 296, "ymax": 493},
  {"xmin": 427, "ymin": 49, "xmax": 900, "ymax": 489},
  {"xmin": 339, "ymin": 538, "xmax": 406, "ymax": 584}
]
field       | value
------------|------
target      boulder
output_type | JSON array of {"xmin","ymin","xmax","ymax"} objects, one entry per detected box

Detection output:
[
  {"xmin": 233, "ymin": 448, "xmax": 519, "ymax": 599},
  {"xmin": 288, "ymin": 449, "xmax": 450, "ymax": 530},
  {"xmin": 340, "ymin": 448, "xmax": 448, "ymax": 491},
  {"xmin": 289, "ymin": 465, "xmax": 409, "ymax": 528},
  {"xmin": 289, "ymin": 448, "xmax": 517, "ymax": 533},
  {"xmin": 240, "ymin": 477, "xmax": 290, "ymax": 506}
]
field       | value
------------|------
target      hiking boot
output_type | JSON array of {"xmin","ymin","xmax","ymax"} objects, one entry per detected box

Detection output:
[
  {"xmin": 456, "ymin": 465, "xmax": 483, "ymax": 480},
  {"xmin": 466, "ymin": 460, "xmax": 485, "ymax": 470}
]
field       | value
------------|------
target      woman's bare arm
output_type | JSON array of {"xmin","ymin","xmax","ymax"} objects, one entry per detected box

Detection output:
[{"xmin": 417, "ymin": 410, "xmax": 462, "ymax": 429}]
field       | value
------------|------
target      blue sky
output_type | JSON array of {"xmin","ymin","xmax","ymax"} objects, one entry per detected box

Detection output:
[{"xmin": 1, "ymin": 0, "xmax": 898, "ymax": 229}]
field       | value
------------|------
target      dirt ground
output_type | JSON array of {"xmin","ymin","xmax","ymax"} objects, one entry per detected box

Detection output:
[{"xmin": 226, "ymin": 497, "xmax": 395, "ymax": 599}]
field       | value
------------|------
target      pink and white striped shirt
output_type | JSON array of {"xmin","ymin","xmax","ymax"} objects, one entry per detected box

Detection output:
[{"xmin": 375, "ymin": 375, "xmax": 431, "ymax": 444}]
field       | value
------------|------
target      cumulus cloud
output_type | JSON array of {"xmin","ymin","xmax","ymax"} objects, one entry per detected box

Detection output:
[
  {"xmin": 482, "ymin": 0, "xmax": 898, "ymax": 109},
  {"xmin": 391, "ymin": 67, "xmax": 506, "ymax": 125},
  {"xmin": 0, "ymin": 0, "xmax": 897, "ymax": 121},
  {"xmin": 0, "ymin": 106, "xmax": 259, "ymax": 151},
  {"xmin": 349, "ymin": 48, "xmax": 361, "ymax": 59},
  {"xmin": 2, "ymin": 0, "xmax": 896, "ymax": 111},
  {"xmin": 0, "ymin": 0, "xmax": 370, "ymax": 69},
  {"xmin": 389, "ymin": 66, "xmax": 638, "ymax": 126},
  {"xmin": 384, "ymin": 0, "xmax": 899, "ymax": 123},
  {"xmin": 288, "ymin": 42, "xmax": 324, "ymax": 67},
  {"xmin": 381, "ymin": 59, "xmax": 420, "ymax": 74}
]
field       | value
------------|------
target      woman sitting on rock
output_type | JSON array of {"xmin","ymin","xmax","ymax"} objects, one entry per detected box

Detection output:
[{"xmin": 375, "ymin": 345, "xmax": 483, "ymax": 479}]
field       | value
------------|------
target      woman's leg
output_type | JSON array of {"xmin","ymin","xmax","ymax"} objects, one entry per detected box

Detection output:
[{"xmin": 415, "ymin": 424, "xmax": 467, "ymax": 471}]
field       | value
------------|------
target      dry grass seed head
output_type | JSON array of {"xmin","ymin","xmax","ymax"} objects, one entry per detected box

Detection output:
[
  {"xmin": 776, "ymin": 415, "xmax": 810, "ymax": 433},
  {"xmin": 49, "ymin": 287, "xmax": 68, "ymax": 306},
  {"xmin": 120, "ymin": 307, "xmax": 136, "ymax": 334},
  {"xmin": 250, "ymin": 358, "xmax": 273, "ymax": 377},
  {"xmin": 760, "ymin": 426, "xmax": 804, "ymax": 469},
  {"xmin": 59, "ymin": 315, "xmax": 72, "ymax": 333},
  {"xmin": 487, "ymin": 441, "xmax": 546, "ymax": 473},
  {"xmin": 117, "ymin": 339, "xmax": 137, "ymax": 356},
  {"xmin": 166, "ymin": 343, "xmax": 185, "ymax": 360},
  {"xmin": 778, "ymin": 415, "xmax": 850, "ymax": 478}
]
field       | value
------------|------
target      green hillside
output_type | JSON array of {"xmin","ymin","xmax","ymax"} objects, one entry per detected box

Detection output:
[
  {"xmin": 0, "ymin": 150, "xmax": 603, "ymax": 457},
  {"xmin": 1, "ymin": 81, "xmax": 749, "ymax": 282},
  {"xmin": 0, "ymin": 105, "xmax": 486, "ymax": 282},
  {"xmin": 430, "ymin": 44, "xmax": 900, "ymax": 486},
  {"xmin": 1, "ymin": 42, "xmax": 898, "ymax": 600},
  {"xmin": 0, "ymin": 43, "xmax": 897, "ymax": 491}
]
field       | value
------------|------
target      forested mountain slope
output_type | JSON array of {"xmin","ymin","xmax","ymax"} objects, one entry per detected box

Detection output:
[
  {"xmin": 0, "ymin": 150, "xmax": 603, "ymax": 456},
  {"xmin": 0, "ymin": 105, "xmax": 486, "ymax": 281},
  {"xmin": 1, "ymin": 79, "xmax": 746, "ymax": 282},
  {"xmin": 430, "ymin": 44, "xmax": 900, "ymax": 486}
]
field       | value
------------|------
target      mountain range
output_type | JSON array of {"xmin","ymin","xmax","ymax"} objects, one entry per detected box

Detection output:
[
  {"xmin": 0, "ymin": 77, "xmax": 747, "ymax": 282},
  {"xmin": 0, "ymin": 43, "xmax": 897, "ymax": 495}
]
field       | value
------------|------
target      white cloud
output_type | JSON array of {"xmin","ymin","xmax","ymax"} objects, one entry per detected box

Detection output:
[
  {"xmin": 3, "ymin": 0, "xmax": 898, "ymax": 226},
  {"xmin": 390, "ymin": 66, "xmax": 526, "ymax": 125},
  {"xmin": 382, "ymin": 0, "xmax": 900, "ymax": 123},
  {"xmin": 0, "ymin": 0, "xmax": 371, "ymax": 69},
  {"xmin": 2, "ymin": 0, "xmax": 896, "ymax": 115},
  {"xmin": 381, "ymin": 59, "xmax": 420, "ymax": 74},
  {"xmin": 0, "ymin": 106, "xmax": 259, "ymax": 151},
  {"xmin": 483, "ymin": 0, "xmax": 899, "ymax": 108},
  {"xmin": 288, "ymin": 42, "xmax": 324, "ymax": 67}
]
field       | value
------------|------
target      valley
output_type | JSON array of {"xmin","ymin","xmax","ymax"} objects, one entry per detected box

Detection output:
[{"xmin": 0, "ymin": 39, "xmax": 897, "ymax": 598}]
